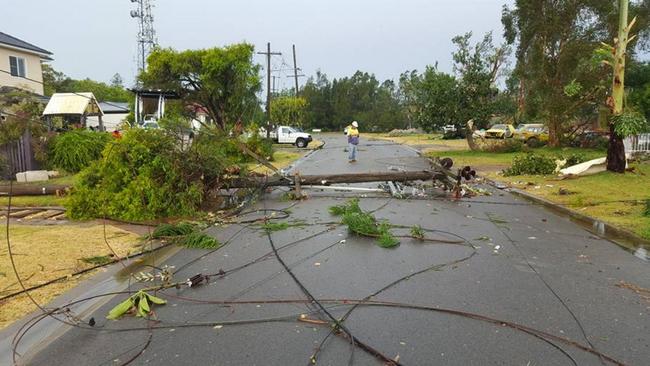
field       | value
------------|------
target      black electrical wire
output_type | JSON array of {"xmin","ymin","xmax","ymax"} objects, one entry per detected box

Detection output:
[{"xmin": 486, "ymin": 212, "xmax": 604, "ymax": 366}]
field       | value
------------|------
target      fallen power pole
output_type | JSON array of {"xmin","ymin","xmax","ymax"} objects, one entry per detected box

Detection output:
[
  {"xmin": 225, "ymin": 170, "xmax": 450, "ymax": 188},
  {"xmin": 0, "ymin": 184, "xmax": 69, "ymax": 196}
]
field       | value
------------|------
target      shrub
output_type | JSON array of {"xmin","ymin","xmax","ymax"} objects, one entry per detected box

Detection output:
[
  {"xmin": 50, "ymin": 130, "xmax": 111, "ymax": 172},
  {"xmin": 481, "ymin": 139, "xmax": 525, "ymax": 153},
  {"xmin": 560, "ymin": 152, "xmax": 587, "ymax": 167},
  {"xmin": 503, "ymin": 153, "xmax": 556, "ymax": 176},
  {"xmin": 246, "ymin": 133, "xmax": 274, "ymax": 161},
  {"xmin": 68, "ymin": 129, "xmax": 241, "ymax": 221}
]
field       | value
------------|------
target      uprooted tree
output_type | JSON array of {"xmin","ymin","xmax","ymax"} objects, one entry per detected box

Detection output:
[{"xmin": 140, "ymin": 43, "xmax": 262, "ymax": 130}]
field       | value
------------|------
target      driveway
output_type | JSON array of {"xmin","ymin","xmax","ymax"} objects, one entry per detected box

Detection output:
[{"xmin": 8, "ymin": 134, "xmax": 650, "ymax": 365}]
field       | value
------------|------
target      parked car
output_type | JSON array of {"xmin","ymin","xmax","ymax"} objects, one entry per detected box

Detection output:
[
  {"xmin": 442, "ymin": 124, "xmax": 466, "ymax": 139},
  {"xmin": 571, "ymin": 130, "xmax": 609, "ymax": 148},
  {"xmin": 142, "ymin": 122, "xmax": 160, "ymax": 129},
  {"xmin": 485, "ymin": 124, "xmax": 515, "ymax": 139},
  {"xmin": 260, "ymin": 125, "xmax": 313, "ymax": 148},
  {"xmin": 514, "ymin": 124, "xmax": 549, "ymax": 146}
]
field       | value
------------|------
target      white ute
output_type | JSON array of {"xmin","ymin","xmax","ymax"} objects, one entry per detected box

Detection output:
[{"xmin": 260, "ymin": 126, "xmax": 313, "ymax": 148}]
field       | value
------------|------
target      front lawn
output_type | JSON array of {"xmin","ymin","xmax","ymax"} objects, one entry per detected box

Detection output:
[
  {"xmin": 427, "ymin": 147, "xmax": 606, "ymax": 173},
  {"xmin": 0, "ymin": 223, "xmax": 143, "ymax": 329},
  {"xmin": 485, "ymin": 162, "xmax": 650, "ymax": 239}
]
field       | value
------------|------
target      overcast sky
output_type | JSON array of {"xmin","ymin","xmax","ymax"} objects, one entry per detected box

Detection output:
[{"xmin": 4, "ymin": 0, "xmax": 512, "ymax": 89}]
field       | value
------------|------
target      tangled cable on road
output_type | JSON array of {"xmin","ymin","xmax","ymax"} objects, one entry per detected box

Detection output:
[{"xmin": 4, "ymin": 177, "xmax": 631, "ymax": 366}]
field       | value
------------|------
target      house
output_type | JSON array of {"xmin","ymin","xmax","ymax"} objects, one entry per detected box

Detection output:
[
  {"xmin": 0, "ymin": 31, "xmax": 53, "ymax": 95},
  {"xmin": 86, "ymin": 102, "xmax": 130, "ymax": 132}
]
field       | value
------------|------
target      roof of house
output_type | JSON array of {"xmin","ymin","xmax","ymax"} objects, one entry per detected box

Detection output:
[
  {"xmin": 0, "ymin": 31, "xmax": 52, "ymax": 57},
  {"xmin": 43, "ymin": 93, "xmax": 103, "ymax": 116},
  {"xmin": 99, "ymin": 102, "xmax": 130, "ymax": 114}
]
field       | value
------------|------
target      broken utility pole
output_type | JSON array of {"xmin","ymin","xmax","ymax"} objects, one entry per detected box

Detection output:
[
  {"xmin": 226, "ymin": 170, "xmax": 455, "ymax": 189},
  {"xmin": 257, "ymin": 43, "xmax": 281, "ymax": 139}
]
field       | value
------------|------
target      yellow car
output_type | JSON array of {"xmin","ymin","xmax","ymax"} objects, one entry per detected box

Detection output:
[
  {"xmin": 485, "ymin": 124, "xmax": 515, "ymax": 139},
  {"xmin": 514, "ymin": 124, "xmax": 549, "ymax": 146}
]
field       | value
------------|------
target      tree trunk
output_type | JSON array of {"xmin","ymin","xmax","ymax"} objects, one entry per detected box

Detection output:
[
  {"xmin": 606, "ymin": 124, "xmax": 626, "ymax": 173},
  {"xmin": 606, "ymin": 0, "xmax": 630, "ymax": 173},
  {"xmin": 465, "ymin": 119, "xmax": 479, "ymax": 151},
  {"xmin": 548, "ymin": 116, "xmax": 561, "ymax": 147}
]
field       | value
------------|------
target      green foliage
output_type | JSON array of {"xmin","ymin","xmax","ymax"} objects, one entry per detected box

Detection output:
[
  {"xmin": 50, "ymin": 130, "xmax": 111, "ymax": 173},
  {"xmin": 612, "ymin": 111, "xmax": 649, "ymax": 137},
  {"xmin": 399, "ymin": 67, "xmax": 461, "ymax": 132},
  {"xmin": 643, "ymin": 200, "xmax": 650, "ymax": 218},
  {"xmin": 246, "ymin": 131, "xmax": 274, "ymax": 160},
  {"xmin": 562, "ymin": 152, "xmax": 587, "ymax": 167},
  {"xmin": 141, "ymin": 44, "xmax": 261, "ymax": 130},
  {"xmin": 330, "ymin": 199, "xmax": 399, "ymax": 248},
  {"xmin": 0, "ymin": 89, "xmax": 46, "ymax": 145},
  {"xmin": 271, "ymin": 97, "xmax": 308, "ymax": 128},
  {"xmin": 410, "ymin": 225, "xmax": 425, "ymax": 240},
  {"xmin": 68, "ymin": 129, "xmax": 241, "ymax": 221},
  {"xmin": 503, "ymin": 153, "xmax": 557, "ymax": 176},
  {"xmin": 481, "ymin": 139, "xmax": 525, "ymax": 153},
  {"xmin": 329, "ymin": 198, "xmax": 361, "ymax": 216},
  {"xmin": 262, "ymin": 222, "xmax": 290, "ymax": 232},
  {"xmin": 182, "ymin": 232, "xmax": 220, "ymax": 249},
  {"xmin": 81, "ymin": 255, "xmax": 113, "ymax": 266},
  {"xmin": 501, "ymin": 1, "xmax": 632, "ymax": 145},
  {"xmin": 43, "ymin": 64, "xmax": 131, "ymax": 101},
  {"xmin": 150, "ymin": 222, "xmax": 195, "ymax": 238},
  {"xmin": 301, "ymin": 71, "xmax": 406, "ymax": 132},
  {"xmin": 107, "ymin": 290, "xmax": 166, "ymax": 320},
  {"xmin": 377, "ymin": 224, "xmax": 400, "ymax": 248},
  {"xmin": 451, "ymin": 32, "xmax": 512, "ymax": 131},
  {"xmin": 149, "ymin": 222, "xmax": 219, "ymax": 249}
]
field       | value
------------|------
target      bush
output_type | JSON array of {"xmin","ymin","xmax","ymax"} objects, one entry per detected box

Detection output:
[
  {"xmin": 246, "ymin": 133, "xmax": 274, "ymax": 161},
  {"xmin": 561, "ymin": 152, "xmax": 587, "ymax": 167},
  {"xmin": 503, "ymin": 153, "xmax": 556, "ymax": 176},
  {"xmin": 68, "ymin": 129, "xmax": 241, "ymax": 221},
  {"xmin": 481, "ymin": 139, "xmax": 525, "ymax": 153},
  {"xmin": 50, "ymin": 130, "xmax": 111, "ymax": 172}
]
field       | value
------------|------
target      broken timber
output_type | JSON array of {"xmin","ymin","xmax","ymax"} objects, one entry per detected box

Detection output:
[{"xmin": 226, "ymin": 170, "xmax": 452, "ymax": 188}]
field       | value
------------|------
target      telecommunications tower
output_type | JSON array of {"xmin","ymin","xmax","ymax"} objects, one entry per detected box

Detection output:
[{"xmin": 130, "ymin": 0, "xmax": 157, "ymax": 75}]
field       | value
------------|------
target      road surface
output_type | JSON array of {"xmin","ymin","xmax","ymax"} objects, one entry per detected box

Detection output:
[{"xmin": 7, "ymin": 134, "xmax": 650, "ymax": 365}]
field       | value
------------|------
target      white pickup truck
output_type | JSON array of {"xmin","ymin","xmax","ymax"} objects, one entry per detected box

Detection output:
[{"xmin": 260, "ymin": 126, "xmax": 313, "ymax": 148}]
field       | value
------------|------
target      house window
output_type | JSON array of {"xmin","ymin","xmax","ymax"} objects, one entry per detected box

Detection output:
[{"xmin": 9, "ymin": 56, "xmax": 26, "ymax": 77}]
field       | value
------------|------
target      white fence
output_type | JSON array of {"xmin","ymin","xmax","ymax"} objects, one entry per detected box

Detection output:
[{"xmin": 624, "ymin": 133, "xmax": 650, "ymax": 154}]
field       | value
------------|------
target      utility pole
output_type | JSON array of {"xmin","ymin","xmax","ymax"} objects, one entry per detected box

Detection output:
[
  {"xmin": 290, "ymin": 45, "xmax": 305, "ymax": 96},
  {"xmin": 258, "ymin": 43, "xmax": 281, "ymax": 138},
  {"xmin": 292, "ymin": 45, "xmax": 300, "ymax": 96}
]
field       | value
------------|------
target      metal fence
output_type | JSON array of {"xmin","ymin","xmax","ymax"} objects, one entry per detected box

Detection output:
[{"xmin": 624, "ymin": 133, "xmax": 650, "ymax": 154}]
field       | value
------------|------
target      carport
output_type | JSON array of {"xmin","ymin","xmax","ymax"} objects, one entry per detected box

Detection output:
[{"xmin": 42, "ymin": 92, "xmax": 104, "ymax": 131}]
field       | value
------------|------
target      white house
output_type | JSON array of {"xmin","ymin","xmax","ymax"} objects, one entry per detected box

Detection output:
[{"xmin": 0, "ymin": 31, "xmax": 52, "ymax": 95}]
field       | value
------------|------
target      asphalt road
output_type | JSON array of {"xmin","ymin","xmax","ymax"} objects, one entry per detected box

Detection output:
[{"xmin": 11, "ymin": 134, "xmax": 650, "ymax": 365}]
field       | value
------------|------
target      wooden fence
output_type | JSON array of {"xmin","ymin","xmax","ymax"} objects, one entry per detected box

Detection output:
[{"xmin": 0, "ymin": 130, "xmax": 37, "ymax": 179}]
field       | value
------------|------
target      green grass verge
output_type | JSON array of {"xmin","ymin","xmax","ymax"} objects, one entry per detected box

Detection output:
[
  {"xmin": 426, "ymin": 147, "xmax": 605, "ymax": 171},
  {"xmin": 487, "ymin": 162, "xmax": 650, "ymax": 240}
]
